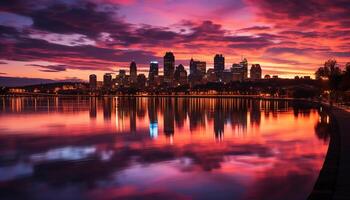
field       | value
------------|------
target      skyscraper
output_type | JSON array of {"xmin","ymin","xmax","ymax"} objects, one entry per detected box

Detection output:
[
  {"xmin": 164, "ymin": 52, "xmax": 175, "ymax": 84},
  {"xmin": 231, "ymin": 63, "xmax": 244, "ymax": 82},
  {"xmin": 149, "ymin": 61, "xmax": 159, "ymax": 78},
  {"xmin": 149, "ymin": 61, "xmax": 159, "ymax": 87},
  {"xmin": 174, "ymin": 64, "xmax": 188, "ymax": 86},
  {"xmin": 190, "ymin": 58, "xmax": 206, "ymax": 76},
  {"xmin": 137, "ymin": 74, "xmax": 147, "ymax": 88},
  {"xmin": 190, "ymin": 58, "xmax": 196, "ymax": 75},
  {"xmin": 250, "ymin": 64, "xmax": 262, "ymax": 80},
  {"xmin": 214, "ymin": 54, "xmax": 225, "ymax": 72},
  {"xmin": 130, "ymin": 61, "xmax": 137, "ymax": 84},
  {"xmin": 89, "ymin": 74, "xmax": 97, "ymax": 89},
  {"xmin": 239, "ymin": 58, "xmax": 248, "ymax": 80},
  {"xmin": 103, "ymin": 73, "xmax": 113, "ymax": 89},
  {"xmin": 117, "ymin": 70, "xmax": 127, "ymax": 86}
]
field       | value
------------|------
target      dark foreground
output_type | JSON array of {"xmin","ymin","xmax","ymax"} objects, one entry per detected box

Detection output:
[{"xmin": 309, "ymin": 106, "xmax": 350, "ymax": 200}]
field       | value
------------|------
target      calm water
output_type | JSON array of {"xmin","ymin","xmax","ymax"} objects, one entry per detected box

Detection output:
[{"xmin": 0, "ymin": 97, "xmax": 331, "ymax": 200}]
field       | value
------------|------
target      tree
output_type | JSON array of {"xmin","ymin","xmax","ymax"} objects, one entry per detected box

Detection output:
[{"xmin": 340, "ymin": 62, "xmax": 350, "ymax": 92}]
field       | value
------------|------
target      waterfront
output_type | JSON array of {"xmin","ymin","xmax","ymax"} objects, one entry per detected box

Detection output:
[{"xmin": 0, "ymin": 97, "xmax": 331, "ymax": 200}]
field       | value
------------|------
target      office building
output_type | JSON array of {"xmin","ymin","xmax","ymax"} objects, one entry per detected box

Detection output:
[
  {"xmin": 137, "ymin": 74, "xmax": 147, "ymax": 88},
  {"xmin": 117, "ymin": 70, "xmax": 127, "ymax": 86},
  {"xmin": 250, "ymin": 64, "xmax": 262, "ymax": 80},
  {"xmin": 164, "ymin": 52, "xmax": 175, "ymax": 84},
  {"xmin": 149, "ymin": 61, "xmax": 159, "ymax": 87},
  {"xmin": 239, "ymin": 58, "xmax": 248, "ymax": 80},
  {"xmin": 130, "ymin": 61, "xmax": 137, "ymax": 85},
  {"xmin": 174, "ymin": 64, "xmax": 188, "ymax": 86},
  {"xmin": 190, "ymin": 58, "xmax": 206, "ymax": 75},
  {"xmin": 231, "ymin": 63, "xmax": 244, "ymax": 82},
  {"xmin": 214, "ymin": 54, "xmax": 225, "ymax": 72},
  {"xmin": 89, "ymin": 74, "xmax": 97, "ymax": 89},
  {"xmin": 103, "ymin": 73, "xmax": 113, "ymax": 89}
]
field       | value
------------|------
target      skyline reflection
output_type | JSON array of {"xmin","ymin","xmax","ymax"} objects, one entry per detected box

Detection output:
[{"xmin": 0, "ymin": 97, "xmax": 330, "ymax": 200}]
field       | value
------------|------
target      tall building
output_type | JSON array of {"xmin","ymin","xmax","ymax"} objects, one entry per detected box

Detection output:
[
  {"xmin": 239, "ymin": 58, "xmax": 248, "ymax": 80},
  {"xmin": 250, "ymin": 64, "xmax": 262, "ymax": 80},
  {"xmin": 117, "ymin": 69, "xmax": 128, "ymax": 86},
  {"xmin": 206, "ymin": 68, "xmax": 218, "ymax": 82},
  {"xmin": 149, "ymin": 61, "xmax": 159, "ymax": 79},
  {"xmin": 163, "ymin": 52, "xmax": 175, "ymax": 84},
  {"xmin": 222, "ymin": 69, "xmax": 233, "ymax": 83},
  {"xmin": 149, "ymin": 61, "xmax": 159, "ymax": 87},
  {"xmin": 190, "ymin": 58, "xmax": 196, "ymax": 75},
  {"xmin": 137, "ymin": 74, "xmax": 147, "ymax": 88},
  {"xmin": 130, "ymin": 61, "xmax": 137, "ymax": 85},
  {"xmin": 231, "ymin": 63, "xmax": 244, "ymax": 82},
  {"xmin": 89, "ymin": 74, "xmax": 97, "ymax": 89},
  {"xmin": 103, "ymin": 73, "xmax": 113, "ymax": 89},
  {"xmin": 190, "ymin": 58, "xmax": 206, "ymax": 75},
  {"xmin": 174, "ymin": 64, "xmax": 188, "ymax": 86},
  {"xmin": 231, "ymin": 58, "xmax": 248, "ymax": 81},
  {"xmin": 214, "ymin": 54, "xmax": 225, "ymax": 72}
]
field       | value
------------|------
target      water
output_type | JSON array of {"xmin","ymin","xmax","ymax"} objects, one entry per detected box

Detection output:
[{"xmin": 0, "ymin": 97, "xmax": 331, "ymax": 200}]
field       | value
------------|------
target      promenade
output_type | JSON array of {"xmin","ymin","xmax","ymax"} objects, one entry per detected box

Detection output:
[{"xmin": 309, "ymin": 105, "xmax": 350, "ymax": 200}]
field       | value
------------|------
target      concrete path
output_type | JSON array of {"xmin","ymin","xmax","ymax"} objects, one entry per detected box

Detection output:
[{"xmin": 309, "ymin": 106, "xmax": 350, "ymax": 200}]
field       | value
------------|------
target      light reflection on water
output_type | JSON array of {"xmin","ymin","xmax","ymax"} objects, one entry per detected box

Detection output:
[{"xmin": 0, "ymin": 97, "xmax": 332, "ymax": 200}]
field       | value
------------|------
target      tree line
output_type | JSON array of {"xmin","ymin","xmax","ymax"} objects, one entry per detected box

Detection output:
[{"xmin": 315, "ymin": 59, "xmax": 350, "ymax": 103}]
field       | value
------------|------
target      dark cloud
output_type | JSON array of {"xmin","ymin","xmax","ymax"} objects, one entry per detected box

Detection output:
[
  {"xmin": 328, "ymin": 51, "xmax": 350, "ymax": 58},
  {"xmin": 238, "ymin": 26, "xmax": 271, "ymax": 32},
  {"xmin": 0, "ymin": 61, "xmax": 8, "ymax": 64},
  {"xmin": 61, "ymin": 77, "xmax": 84, "ymax": 82},
  {"xmin": 30, "ymin": 2, "xmax": 129, "ymax": 38},
  {"xmin": 27, "ymin": 64, "xmax": 67, "ymax": 72},
  {"xmin": 262, "ymin": 57, "xmax": 311, "ymax": 66},
  {"xmin": 0, "ymin": 76, "xmax": 57, "ymax": 87},
  {"xmin": 265, "ymin": 47, "xmax": 330, "ymax": 56},
  {"xmin": 279, "ymin": 30, "xmax": 321, "ymax": 38},
  {"xmin": 0, "ymin": 35, "xmax": 159, "ymax": 69},
  {"xmin": 247, "ymin": 0, "xmax": 350, "ymax": 28}
]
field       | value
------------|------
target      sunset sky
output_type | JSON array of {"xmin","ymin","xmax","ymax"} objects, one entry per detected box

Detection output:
[{"xmin": 0, "ymin": 0, "xmax": 350, "ymax": 81}]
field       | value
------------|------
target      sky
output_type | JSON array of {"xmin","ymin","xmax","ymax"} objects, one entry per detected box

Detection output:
[{"xmin": 0, "ymin": 0, "xmax": 350, "ymax": 81}]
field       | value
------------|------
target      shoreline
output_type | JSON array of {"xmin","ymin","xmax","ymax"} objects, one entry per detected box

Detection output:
[
  {"xmin": 0, "ymin": 94, "xmax": 316, "ymax": 102},
  {"xmin": 309, "ymin": 105, "xmax": 350, "ymax": 200}
]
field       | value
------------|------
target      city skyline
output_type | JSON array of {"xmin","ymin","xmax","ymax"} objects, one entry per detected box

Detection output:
[
  {"xmin": 89, "ymin": 52, "xmax": 267, "ymax": 91},
  {"xmin": 1, "ymin": 0, "xmax": 350, "ymax": 82}
]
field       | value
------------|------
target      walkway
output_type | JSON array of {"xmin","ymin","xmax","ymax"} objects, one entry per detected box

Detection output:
[{"xmin": 309, "ymin": 106, "xmax": 350, "ymax": 200}]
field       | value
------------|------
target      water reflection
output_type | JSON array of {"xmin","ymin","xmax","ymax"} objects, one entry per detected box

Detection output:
[{"xmin": 0, "ymin": 97, "xmax": 330, "ymax": 200}]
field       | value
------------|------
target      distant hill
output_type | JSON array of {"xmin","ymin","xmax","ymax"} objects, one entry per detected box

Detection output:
[{"xmin": 0, "ymin": 76, "xmax": 82, "ymax": 87}]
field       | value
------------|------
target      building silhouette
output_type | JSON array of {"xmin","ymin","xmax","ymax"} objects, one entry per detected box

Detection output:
[
  {"xmin": 250, "ymin": 64, "xmax": 262, "ymax": 80},
  {"xmin": 88, "ymin": 53, "xmax": 264, "ymax": 92},
  {"xmin": 89, "ymin": 74, "xmax": 97, "ymax": 89},
  {"xmin": 214, "ymin": 54, "xmax": 225, "ymax": 72},
  {"xmin": 164, "ymin": 52, "xmax": 175, "ymax": 84},
  {"xmin": 130, "ymin": 61, "xmax": 137, "ymax": 85},
  {"xmin": 190, "ymin": 58, "xmax": 206, "ymax": 76},
  {"xmin": 231, "ymin": 58, "xmax": 248, "ymax": 81},
  {"xmin": 149, "ymin": 61, "xmax": 159, "ymax": 87},
  {"xmin": 117, "ymin": 70, "xmax": 127, "ymax": 87},
  {"xmin": 240, "ymin": 58, "xmax": 248, "ymax": 80},
  {"xmin": 103, "ymin": 73, "xmax": 113, "ymax": 89},
  {"xmin": 137, "ymin": 74, "xmax": 147, "ymax": 88},
  {"xmin": 174, "ymin": 64, "xmax": 188, "ymax": 86}
]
